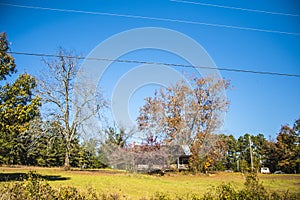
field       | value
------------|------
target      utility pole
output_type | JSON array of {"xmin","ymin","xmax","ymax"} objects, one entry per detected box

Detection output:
[
  {"xmin": 236, "ymin": 152, "xmax": 240, "ymax": 172},
  {"xmin": 249, "ymin": 135, "xmax": 254, "ymax": 172}
]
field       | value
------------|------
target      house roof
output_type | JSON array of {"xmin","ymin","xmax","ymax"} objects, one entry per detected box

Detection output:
[{"xmin": 181, "ymin": 145, "xmax": 191, "ymax": 156}]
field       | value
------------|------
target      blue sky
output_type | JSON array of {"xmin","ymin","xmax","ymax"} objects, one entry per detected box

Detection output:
[{"xmin": 1, "ymin": 0, "xmax": 300, "ymax": 139}]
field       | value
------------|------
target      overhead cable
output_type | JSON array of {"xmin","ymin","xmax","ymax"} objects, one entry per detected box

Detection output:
[
  {"xmin": 7, "ymin": 50, "xmax": 300, "ymax": 78},
  {"xmin": 170, "ymin": 0, "xmax": 300, "ymax": 17},
  {"xmin": 0, "ymin": 3, "xmax": 299, "ymax": 36}
]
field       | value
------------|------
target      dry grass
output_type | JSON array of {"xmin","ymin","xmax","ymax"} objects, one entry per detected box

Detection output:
[{"xmin": 1, "ymin": 166, "xmax": 299, "ymax": 199}]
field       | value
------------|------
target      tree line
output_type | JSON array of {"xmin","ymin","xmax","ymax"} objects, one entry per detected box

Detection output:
[
  {"xmin": 214, "ymin": 124, "xmax": 299, "ymax": 174},
  {"xmin": 0, "ymin": 33, "xmax": 299, "ymax": 173}
]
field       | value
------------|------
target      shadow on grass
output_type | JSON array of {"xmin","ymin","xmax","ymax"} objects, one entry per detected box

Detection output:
[{"xmin": 0, "ymin": 173, "xmax": 70, "ymax": 182}]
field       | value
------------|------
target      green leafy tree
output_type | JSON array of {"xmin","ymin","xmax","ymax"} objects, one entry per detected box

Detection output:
[
  {"xmin": 77, "ymin": 139, "xmax": 107, "ymax": 168},
  {"xmin": 235, "ymin": 134, "xmax": 249, "ymax": 172},
  {"xmin": 263, "ymin": 139, "xmax": 278, "ymax": 173},
  {"xmin": 105, "ymin": 126, "xmax": 130, "ymax": 148},
  {"xmin": 236, "ymin": 133, "xmax": 268, "ymax": 172},
  {"xmin": 293, "ymin": 119, "xmax": 300, "ymax": 173},
  {"xmin": 221, "ymin": 134, "xmax": 238, "ymax": 171},
  {"xmin": 36, "ymin": 120, "xmax": 66, "ymax": 167},
  {"xmin": 251, "ymin": 134, "xmax": 268, "ymax": 170},
  {"xmin": 97, "ymin": 126, "xmax": 134, "ymax": 169},
  {"xmin": 0, "ymin": 33, "xmax": 40, "ymax": 165},
  {"xmin": 0, "ymin": 32, "xmax": 16, "ymax": 80},
  {"xmin": 25, "ymin": 118, "xmax": 83, "ymax": 167}
]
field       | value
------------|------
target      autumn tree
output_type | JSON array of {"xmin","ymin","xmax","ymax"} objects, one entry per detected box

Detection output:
[
  {"xmin": 38, "ymin": 49, "xmax": 105, "ymax": 170},
  {"xmin": 275, "ymin": 120, "xmax": 300, "ymax": 173},
  {"xmin": 137, "ymin": 76, "xmax": 230, "ymax": 172},
  {"xmin": 0, "ymin": 33, "xmax": 41, "ymax": 165}
]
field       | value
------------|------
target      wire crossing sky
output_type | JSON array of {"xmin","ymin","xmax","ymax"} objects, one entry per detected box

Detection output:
[
  {"xmin": 6, "ymin": 50, "xmax": 300, "ymax": 78},
  {"xmin": 1, "ymin": 3, "xmax": 300, "ymax": 36},
  {"xmin": 170, "ymin": 0, "xmax": 300, "ymax": 17},
  {"xmin": 1, "ymin": 0, "xmax": 300, "ymax": 138}
]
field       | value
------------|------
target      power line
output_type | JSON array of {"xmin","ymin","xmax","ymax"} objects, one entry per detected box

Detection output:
[
  {"xmin": 170, "ymin": 0, "xmax": 300, "ymax": 18},
  {"xmin": 7, "ymin": 50, "xmax": 300, "ymax": 78},
  {"xmin": 1, "ymin": 3, "xmax": 300, "ymax": 36}
]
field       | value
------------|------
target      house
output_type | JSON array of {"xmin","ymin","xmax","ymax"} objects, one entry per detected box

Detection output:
[{"xmin": 135, "ymin": 144, "xmax": 192, "ymax": 173}]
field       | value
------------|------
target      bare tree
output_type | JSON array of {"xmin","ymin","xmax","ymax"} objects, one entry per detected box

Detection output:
[{"xmin": 38, "ymin": 49, "xmax": 106, "ymax": 170}]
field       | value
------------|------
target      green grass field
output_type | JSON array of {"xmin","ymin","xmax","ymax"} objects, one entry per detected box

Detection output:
[{"xmin": 1, "ymin": 166, "xmax": 300, "ymax": 199}]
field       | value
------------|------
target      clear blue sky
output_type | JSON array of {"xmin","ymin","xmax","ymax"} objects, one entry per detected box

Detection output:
[{"xmin": 1, "ymin": 0, "xmax": 300, "ymax": 139}]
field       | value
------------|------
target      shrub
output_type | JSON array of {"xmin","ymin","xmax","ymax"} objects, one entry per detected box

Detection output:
[
  {"xmin": 202, "ymin": 183, "xmax": 238, "ymax": 200},
  {"xmin": 238, "ymin": 173, "xmax": 269, "ymax": 200},
  {"xmin": 0, "ymin": 171, "xmax": 56, "ymax": 200},
  {"xmin": 202, "ymin": 173, "xmax": 298, "ymax": 200},
  {"xmin": 150, "ymin": 192, "xmax": 172, "ymax": 200},
  {"xmin": 0, "ymin": 171, "xmax": 98, "ymax": 200}
]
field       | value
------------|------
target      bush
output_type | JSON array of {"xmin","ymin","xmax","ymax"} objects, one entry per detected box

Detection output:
[
  {"xmin": 0, "ymin": 171, "xmax": 55, "ymax": 199},
  {"xmin": 150, "ymin": 192, "xmax": 172, "ymax": 200},
  {"xmin": 202, "ymin": 173, "xmax": 297, "ymax": 200},
  {"xmin": 0, "ymin": 171, "xmax": 98, "ymax": 200},
  {"xmin": 202, "ymin": 183, "xmax": 238, "ymax": 200},
  {"xmin": 238, "ymin": 173, "xmax": 269, "ymax": 200}
]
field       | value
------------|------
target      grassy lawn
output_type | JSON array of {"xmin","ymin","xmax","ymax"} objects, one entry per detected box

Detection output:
[{"xmin": 1, "ymin": 166, "xmax": 300, "ymax": 199}]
